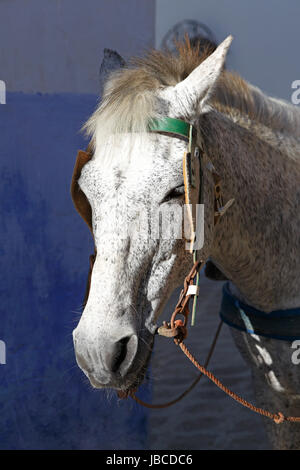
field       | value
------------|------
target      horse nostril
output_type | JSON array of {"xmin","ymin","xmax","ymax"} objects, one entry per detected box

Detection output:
[{"xmin": 105, "ymin": 336, "xmax": 132, "ymax": 374}]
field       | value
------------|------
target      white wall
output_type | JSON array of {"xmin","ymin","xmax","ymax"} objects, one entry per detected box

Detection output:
[{"xmin": 156, "ymin": 0, "xmax": 300, "ymax": 101}]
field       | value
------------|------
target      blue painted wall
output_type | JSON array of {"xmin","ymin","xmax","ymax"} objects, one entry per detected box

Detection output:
[{"xmin": 0, "ymin": 92, "xmax": 150, "ymax": 449}]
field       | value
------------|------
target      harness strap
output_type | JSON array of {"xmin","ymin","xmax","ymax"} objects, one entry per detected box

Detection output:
[{"xmin": 220, "ymin": 282, "xmax": 300, "ymax": 341}]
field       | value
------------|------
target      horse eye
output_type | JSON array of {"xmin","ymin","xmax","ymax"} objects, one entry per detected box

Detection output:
[{"xmin": 161, "ymin": 185, "xmax": 185, "ymax": 203}]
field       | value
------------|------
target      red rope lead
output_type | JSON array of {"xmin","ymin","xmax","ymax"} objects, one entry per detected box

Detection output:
[
  {"xmin": 178, "ymin": 340, "xmax": 300, "ymax": 424},
  {"xmin": 130, "ymin": 320, "xmax": 223, "ymax": 409}
]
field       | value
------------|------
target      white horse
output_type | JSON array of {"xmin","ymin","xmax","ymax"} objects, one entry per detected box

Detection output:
[{"xmin": 72, "ymin": 37, "xmax": 300, "ymax": 449}]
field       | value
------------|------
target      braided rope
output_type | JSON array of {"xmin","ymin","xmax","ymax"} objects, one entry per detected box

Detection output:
[
  {"xmin": 178, "ymin": 340, "xmax": 300, "ymax": 424},
  {"xmin": 130, "ymin": 320, "xmax": 223, "ymax": 409}
]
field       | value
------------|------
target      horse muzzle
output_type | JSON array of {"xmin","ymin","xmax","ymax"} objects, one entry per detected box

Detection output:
[{"xmin": 73, "ymin": 326, "xmax": 150, "ymax": 389}]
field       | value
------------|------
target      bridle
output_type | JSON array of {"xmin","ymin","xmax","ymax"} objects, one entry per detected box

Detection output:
[
  {"xmin": 71, "ymin": 116, "xmax": 231, "ymax": 329},
  {"xmin": 70, "ymin": 117, "xmax": 300, "ymax": 424},
  {"xmin": 71, "ymin": 115, "xmax": 233, "ymax": 394},
  {"xmin": 147, "ymin": 116, "xmax": 233, "ymax": 337}
]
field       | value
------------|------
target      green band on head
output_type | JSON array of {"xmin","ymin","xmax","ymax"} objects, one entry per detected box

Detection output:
[{"xmin": 148, "ymin": 117, "xmax": 194, "ymax": 140}]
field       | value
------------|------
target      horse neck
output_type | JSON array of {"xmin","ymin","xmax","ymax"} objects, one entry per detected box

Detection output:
[{"xmin": 200, "ymin": 108, "xmax": 300, "ymax": 311}]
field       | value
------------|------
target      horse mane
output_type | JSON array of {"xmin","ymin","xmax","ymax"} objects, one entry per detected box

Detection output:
[{"xmin": 83, "ymin": 38, "xmax": 300, "ymax": 151}]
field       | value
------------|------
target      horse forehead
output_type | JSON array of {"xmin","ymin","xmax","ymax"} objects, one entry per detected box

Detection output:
[
  {"xmin": 79, "ymin": 133, "xmax": 186, "ymax": 207},
  {"xmin": 80, "ymin": 160, "xmax": 158, "ymax": 202},
  {"xmin": 80, "ymin": 146, "xmax": 169, "ymax": 195}
]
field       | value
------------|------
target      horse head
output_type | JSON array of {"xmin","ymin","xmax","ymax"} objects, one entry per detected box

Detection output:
[{"xmin": 72, "ymin": 37, "xmax": 232, "ymax": 393}]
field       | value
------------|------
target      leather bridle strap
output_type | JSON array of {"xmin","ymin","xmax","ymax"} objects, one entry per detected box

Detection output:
[
  {"xmin": 129, "ymin": 118, "xmax": 232, "ymax": 408},
  {"xmin": 148, "ymin": 117, "xmax": 194, "ymax": 139}
]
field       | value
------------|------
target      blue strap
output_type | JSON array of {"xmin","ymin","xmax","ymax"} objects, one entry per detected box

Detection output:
[{"xmin": 220, "ymin": 282, "xmax": 300, "ymax": 341}]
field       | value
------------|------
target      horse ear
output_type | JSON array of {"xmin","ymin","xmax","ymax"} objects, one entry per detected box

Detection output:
[
  {"xmin": 99, "ymin": 49, "xmax": 126, "ymax": 97},
  {"xmin": 173, "ymin": 35, "xmax": 233, "ymax": 115}
]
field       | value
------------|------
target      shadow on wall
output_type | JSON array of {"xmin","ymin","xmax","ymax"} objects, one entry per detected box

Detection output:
[{"xmin": 0, "ymin": 92, "xmax": 150, "ymax": 449}]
